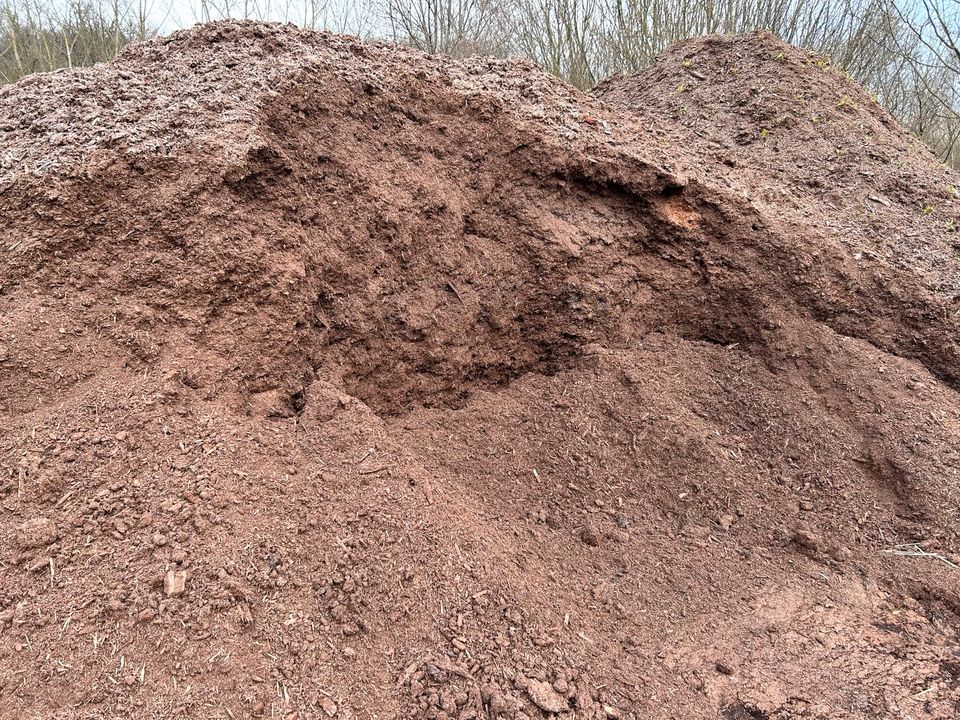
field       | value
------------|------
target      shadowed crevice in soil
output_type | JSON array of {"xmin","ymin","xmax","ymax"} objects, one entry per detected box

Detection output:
[{"xmin": 243, "ymin": 81, "xmax": 792, "ymax": 416}]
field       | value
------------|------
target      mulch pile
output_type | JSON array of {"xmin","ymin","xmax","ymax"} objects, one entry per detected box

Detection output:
[{"xmin": 2, "ymin": 22, "xmax": 959, "ymax": 719}]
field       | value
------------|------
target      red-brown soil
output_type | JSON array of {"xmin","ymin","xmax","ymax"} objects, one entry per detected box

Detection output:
[{"xmin": 2, "ymin": 23, "xmax": 959, "ymax": 720}]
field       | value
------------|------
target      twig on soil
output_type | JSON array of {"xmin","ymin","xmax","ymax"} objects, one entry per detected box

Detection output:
[
  {"xmin": 358, "ymin": 465, "xmax": 393, "ymax": 475},
  {"xmin": 426, "ymin": 655, "xmax": 474, "ymax": 680},
  {"xmin": 884, "ymin": 543, "xmax": 958, "ymax": 569},
  {"xmin": 445, "ymin": 280, "xmax": 464, "ymax": 303}
]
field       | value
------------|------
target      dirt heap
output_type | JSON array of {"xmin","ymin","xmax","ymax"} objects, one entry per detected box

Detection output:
[
  {"xmin": 1, "ymin": 22, "xmax": 959, "ymax": 720},
  {"xmin": 594, "ymin": 31, "xmax": 960, "ymax": 378}
]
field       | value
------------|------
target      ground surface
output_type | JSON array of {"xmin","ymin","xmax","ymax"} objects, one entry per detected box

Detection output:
[{"xmin": 1, "ymin": 22, "xmax": 959, "ymax": 720}]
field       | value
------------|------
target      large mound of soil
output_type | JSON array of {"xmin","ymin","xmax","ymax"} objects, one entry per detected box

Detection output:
[{"xmin": 2, "ymin": 23, "xmax": 959, "ymax": 719}]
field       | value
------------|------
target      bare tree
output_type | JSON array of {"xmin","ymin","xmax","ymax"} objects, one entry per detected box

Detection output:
[
  {"xmin": 3, "ymin": 0, "xmax": 960, "ymax": 168},
  {"xmin": 382, "ymin": 0, "xmax": 507, "ymax": 56},
  {"xmin": 505, "ymin": 0, "xmax": 600, "ymax": 87},
  {"xmin": 859, "ymin": 1, "xmax": 960, "ymax": 164},
  {"xmin": 0, "ymin": 0, "xmax": 154, "ymax": 82}
]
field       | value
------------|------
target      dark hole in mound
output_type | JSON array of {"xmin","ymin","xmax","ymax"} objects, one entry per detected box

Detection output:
[
  {"xmin": 340, "ymin": 334, "xmax": 584, "ymax": 416},
  {"xmin": 290, "ymin": 389, "xmax": 307, "ymax": 414},
  {"xmin": 722, "ymin": 701, "xmax": 769, "ymax": 720},
  {"xmin": 696, "ymin": 335, "xmax": 731, "ymax": 347},
  {"xmin": 660, "ymin": 182, "xmax": 685, "ymax": 198},
  {"xmin": 941, "ymin": 659, "xmax": 960, "ymax": 689}
]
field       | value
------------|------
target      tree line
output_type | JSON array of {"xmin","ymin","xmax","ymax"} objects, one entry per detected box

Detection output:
[{"xmin": 2, "ymin": 0, "xmax": 959, "ymax": 166}]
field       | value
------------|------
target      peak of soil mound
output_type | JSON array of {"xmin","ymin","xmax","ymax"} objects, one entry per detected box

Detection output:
[
  {"xmin": 596, "ymin": 32, "xmax": 960, "ymax": 377},
  {"xmin": 2, "ymin": 22, "xmax": 959, "ymax": 719}
]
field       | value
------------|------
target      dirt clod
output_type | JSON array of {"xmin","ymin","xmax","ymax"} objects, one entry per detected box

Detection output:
[
  {"xmin": 526, "ymin": 679, "xmax": 568, "ymax": 713},
  {"xmin": 15, "ymin": 518, "xmax": 58, "ymax": 549},
  {"xmin": 790, "ymin": 525, "xmax": 823, "ymax": 554}
]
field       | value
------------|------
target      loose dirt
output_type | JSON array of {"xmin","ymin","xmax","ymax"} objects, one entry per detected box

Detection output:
[{"xmin": 1, "ymin": 22, "xmax": 959, "ymax": 720}]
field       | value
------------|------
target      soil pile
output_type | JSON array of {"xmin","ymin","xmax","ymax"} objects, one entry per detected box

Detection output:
[{"xmin": 1, "ymin": 22, "xmax": 959, "ymax": 720}]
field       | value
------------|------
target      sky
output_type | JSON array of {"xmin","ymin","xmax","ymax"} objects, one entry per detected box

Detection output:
[{"xmin": 148, "ymin": 0, "xmax": 384, "ymax": 37}]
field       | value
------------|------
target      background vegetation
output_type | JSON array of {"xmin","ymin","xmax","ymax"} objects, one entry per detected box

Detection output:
[{"xmin": 2, "ymin": 0, "xmax": 960, "ymax": 167}]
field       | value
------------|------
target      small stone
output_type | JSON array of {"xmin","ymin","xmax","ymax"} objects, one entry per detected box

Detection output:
[
  {"xmin": 152, "ymin": 532, "xmax": 168, "ymax": 547},
  {"xmin": 526, "ymin": 679, "xmax": 567, "ymax": 713},
  {"xmin": 580, "ymin": 524, "xmax": 602, "ymax": 547},
  {"xmin": 137, "ymin": 608, "xmax": 157, "ymax": 623},
  {"xmin": 718, "ymin": 514, "xmax": 735, "ymax": 531},
  {"xmin": 123, "ymin": 674, "xmax": 136, "ymax": 686},
  {"xmin": 163, "ymin": 569, "xmax": 187, "ymax": 597},
  {"xmin": 799, "ymin": 500, "xmax": 814, "ymax": 512},
  {"xmin": 791, "ymin": 525, "xmax": 822, "ymax": 553},
  {"xmin": 115, "ymin": 431, "xmax": 129, "ymax": 441},
  {"xmin": 831, "ymin": 545, "xmax": 852, "ymax": 562},
  {"xmin": 320, "ymin": 697, "xmax": 338, "ymax": 716}
]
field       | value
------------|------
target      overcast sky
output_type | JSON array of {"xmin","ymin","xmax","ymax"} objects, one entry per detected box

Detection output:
[{"xmin": 148, "ymin": 0, "xmax": 384, "ymax": 37}]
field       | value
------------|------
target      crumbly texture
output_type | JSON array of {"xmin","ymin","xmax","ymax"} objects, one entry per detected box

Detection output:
[{"xmin": 1, "ymin": 22, "xmax": 959, "ymax": 720}]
